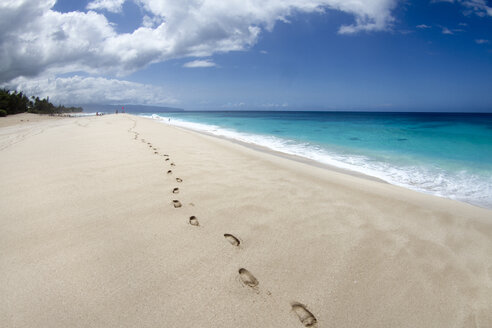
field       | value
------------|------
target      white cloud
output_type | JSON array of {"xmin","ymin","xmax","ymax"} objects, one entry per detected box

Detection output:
[
  {"xmin": 183, "ymin": 59, "xmax": 217, "ymax": 68},
  {"xmin": 0, "ymin": 4, "xmax": 117, "ymax": 82},
  {"xmin": 3, "ymin": 75, "xmax": 177, "ymax": 105},
  {"xmin": 441, "ymin": 26, "xmax": 454, "ymax": 34},
  {"xmin": 221, "ymin": 102, "xmax": 246, "ymax": 108},
  {"xmin": 0, "ymin": 0, "xmax": 399, "ymax": 84},
  {"xmin": 142, "ymin": 15, "xmax": 163, "ymax": 28},
  {"xmin": 335, "ymin": 0, "xmax": 397, "ymax": 34},
  {"xmin": 416, "ymin": 24, "xmax": 432, "ymax": 28},
  {"xmin": 87, "ymin": 0, "xmax": 126, "ymax": 13},
  {"xmin": 261, "ymin": 103, "xmax": 289, "ymax": 108},
  {"xmin": 475, "ymin": 39, "xmax": 489, "ymax": 44},
  {"xmin": 461, "ymin": 0, "xmax": 492, "ymax": 17},
  {"xmin": 431, "ymin": 0, "xmax": 492, "ymax": 16}
]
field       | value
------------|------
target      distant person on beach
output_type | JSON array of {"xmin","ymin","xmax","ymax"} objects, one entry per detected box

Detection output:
[{"xmin": 115, "ymin": 110, "xmax": 118, "ymax": 114}]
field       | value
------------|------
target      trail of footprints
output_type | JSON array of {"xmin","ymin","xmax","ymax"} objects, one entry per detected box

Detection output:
[{"xmin": 130, "ymin": 127, "xmax": 317, "ymax": 327}]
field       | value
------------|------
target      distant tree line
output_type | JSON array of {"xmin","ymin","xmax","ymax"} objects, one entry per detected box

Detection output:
[{"xmin": 0, "ymin": 89, "xmax": 82, "ymax": 117}]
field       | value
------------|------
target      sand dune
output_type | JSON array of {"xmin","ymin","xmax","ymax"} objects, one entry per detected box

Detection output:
[{"xmin": 1, "ymin": 113, "xmax": 491, "ymax": 327}]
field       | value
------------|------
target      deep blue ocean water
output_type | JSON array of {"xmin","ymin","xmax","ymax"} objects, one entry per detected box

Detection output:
[{"xmin": 139, "ymin": 111, "xmax": 492, "ymax": 208}]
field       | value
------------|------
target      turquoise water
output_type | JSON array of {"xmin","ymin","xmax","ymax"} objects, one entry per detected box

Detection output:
[{"xmin": 141, "ymin": 111, "xmax": 492, "ymax": 208}]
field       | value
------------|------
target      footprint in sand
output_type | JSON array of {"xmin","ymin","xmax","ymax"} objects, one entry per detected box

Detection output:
[
  {"xmin": 154, "ymin": 151, "xmax": 159, "ymax": 154},
  {"xmin": 291, "ymin": 302, "xmax": 317, "ymax": 327},
  {"xmin": 153, "ymin": 147, "xmax": 157, "ymax": 150},
  {"xmin": 176, "ymin": 178, "xmax": 183, "ymax": 183},
  {"xmin": 167, "ymin": 170, "xmax": 172, "ymax": 174},
  {"xmin": 239, "ymin": 268, "xmax": 258, "ymax": 288},
  {"xmin": 165, "ymin": 158, "xmax": 170, "ymax": 161},
  {"xmin": 224, "ymin": 234, "xmax": 240, "ymax": 246},
  {"xmin": 172, "ymin": 187, "xmax": 179, "ymax": 194},
  {"xmin": 173, "ymin": 200, "xmax": 182, "ymax": 208},
  {"xmin": 189, "ymin": 216, "xmax": 199, "ymax": 226},
  {"xmin": 163, "ymin": 154, "xmax": 169, "ymax": 157},
  {"xmin": 170, "ymin": 163, "xmax": 176, "ymax": 166}
]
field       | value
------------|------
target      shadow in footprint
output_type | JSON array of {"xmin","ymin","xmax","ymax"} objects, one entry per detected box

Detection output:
[
  {"xmin": 239, "ymin": 268, "xmax": 258, "ymax": 288},
  {"xmin": 176, "ymin": 178, "xmax": 183, "ymax": 183},
  {"xmin": 172, "ymin": 188, "xmax": 179, "ymax": 194},
  {"xmin": 167, "ymin": 170, "xmax": 172, "ymax": 174},
  {"xmin": 165, "ymin": 158, "xmax": 170, "ymax": 161},
  {"xmin": 189, "ymin": 216, "xmax": 199, "ymax": 226},
  {"xmin": 224, "ymin": 234, "xmax": 240, "ymax": 246},
  {"xmin": 173, "ymin": 200, "xmax": 182, "ymax": 208},
  {"xmin": 291, "ymin": 302, "xmax": 317, "ymax": 327},
  {"xmin": 170, "ymin": 163, "xmax": 176, "ymax": 166}
]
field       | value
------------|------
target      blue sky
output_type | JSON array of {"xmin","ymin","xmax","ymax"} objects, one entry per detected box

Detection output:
[{"xmin": 1, "ymin": 0, "xmax": 491, "ymax": 111}]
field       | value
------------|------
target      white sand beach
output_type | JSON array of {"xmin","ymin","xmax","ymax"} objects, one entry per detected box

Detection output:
[{"xmin": 1, "ymin": 113, "xmax": 491, "ymax": 327}]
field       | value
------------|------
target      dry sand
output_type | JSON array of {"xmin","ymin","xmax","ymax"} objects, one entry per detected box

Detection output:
[{"xmin": 0, "ymin": 113, "xmax": 491, "ymax": 327}]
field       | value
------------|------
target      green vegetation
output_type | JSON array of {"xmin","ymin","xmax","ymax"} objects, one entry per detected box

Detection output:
[{"xmin": 0, "ymin": 89, "xmax": 82, "ymax": 116}]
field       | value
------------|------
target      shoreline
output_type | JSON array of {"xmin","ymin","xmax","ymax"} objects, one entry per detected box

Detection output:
[
  {"xmin": 167, "ymin": 120, "xmax": 387, "ymax": 184},
  {"xmin": 1, "ymin": 114, "xmax": 491, "ymax": 327},
  {"xmin": 144, "ymin": 114, "xmax": 491, "ymax": 209},
  {"xmin": 135, "ymin": 114, "xmax": 490, "ymax": 216}
]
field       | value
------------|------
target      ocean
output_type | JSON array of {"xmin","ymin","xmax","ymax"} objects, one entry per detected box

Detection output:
[{"xmin": 138, "ymin": 111, "xmax": 492, "ymax": 209}]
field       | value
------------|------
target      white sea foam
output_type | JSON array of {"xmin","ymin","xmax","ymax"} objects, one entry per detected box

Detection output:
[{"xmin": 148, "ymin": 114, "xmax": 492, "ymax": 208}]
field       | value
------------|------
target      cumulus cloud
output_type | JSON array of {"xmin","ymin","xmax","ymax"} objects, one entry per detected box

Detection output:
[
  {"xmin": 431, "ymin": 0, "xmax": 492, "ymax": 17},
  {"xmin": 87, "ymin": 0, "xmax": 126, "ymax": 13},
  {"xmin": 221, "ymin": 102, "xmax": 246, "ymax": 108},
  {"xmin": 0, "ymin": 4, "xmax": 117, "ymax": 82},
  {"xmin": 0, "ymin": 0, "xmax": 399, "ymax": 84},
  {"xmin": 183, "ymin": 59, "xmax": 217, "ymax": 68},
  {"xmin": 335, "ymin": 0, "xmax": 397, "ymax": 34},
  {"xmin": 3, "ymin": 75, "xmax": 176, "ymax": 105},
  {"xmin": 142, "ymin": 14, "xmax": 163, "ymax": 28},
  {"xmin": 461, "ymin": 0, "xmax": 492, "ymax": 17},
  {"xmin": 261, "ymin": 102, "xmax": 289, "ymax": 108},
  {"xmin": 441, "ymin": 26, "xmax": 454, "ymax": 34}
]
